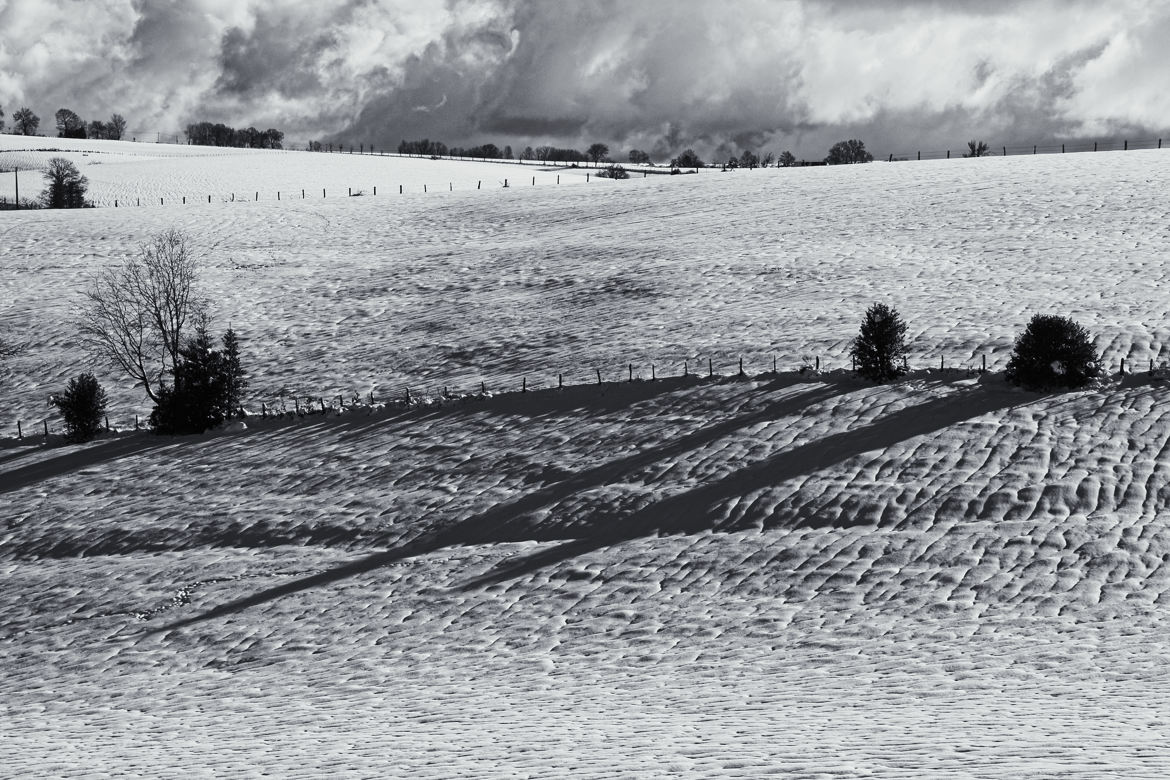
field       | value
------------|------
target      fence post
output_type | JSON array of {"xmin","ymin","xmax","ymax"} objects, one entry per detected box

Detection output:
[
  {"xmin": 478, "ymin": 181, "xmax": 481, "ymax": 189},
  {"xmin": 135, "ymin": 415, "xmax": 139, "ymax": 430},
  {"xmin": 1034, "ymin": 145, "xmax": 1037, "ymax": 155},
  {"xmin": 558, "ymin": 373, "xmax": 563, "ymax": 389},
  {"xmin": 982, "ymin": 355, "xmax": 987, "ymax": 373},
  {"xmin": 277, "ymin": 192, "xmax": 280, "ymax": 201},
  {"xmin": 596, "ymin": 368, "xmax": 602, "ymax": 385},
  {"xmin": 815, "ymin": 356, "xmax": 820, "ymax": 372},
  {"xmin": 17, "ymin": 420, "xmax": 21, "ymax": 439},
  {"xmin": 1094, "ymin": 141, "xmax": 1097, "ymax": 152},
  {"xmin": 1062, "ymin": 144, "xmax": 1065, "ymax": 153},
  {"xmin": 586, "ymin": 173, "xmax": 590, "ymax": 182},
  {"xmin": 684, "ymin": 360, "xmax": 688, "ymax": 377},
  {"xmin": 255, "ymin": 192, "xmax": 258, "ymax": 201},
  {"xmin": 302, "ymin": 189, "xmax": 305, "ymax": 199},
  {"xmin": 946, "ymin": 150, "xmax": 950, "ymax": 159},
  {"xmin": 522, "ymin": 377, "xmax": 527, "ymax": 392},
  {"xmin": 773, "ymin": 355, "xmax": 777, "ymax": 373},
  {"xmin": 43, "ymin": 420, "xmax": 48, "ymax": 439},
  {"xmin": 651, "ymin": 364, "xmax": 656, "ymax": 380},
  {"xmin": 1125, "ymin": 140, "xmax": 1128, "ymax": 151},
  {"xmin": 1003, "ymin": 146, "xmax": 1007, "ymax": 156},
  {"xmin": 323, "ymin": 188, "xmax": 326, "ymax": 198},
  {"xmin": 708, "ymin": 358, "xmax": 713, "ymax": 377},
  {"xmin": 374, "ymin": 186, "xmax": 377, "ymax": 195},
  {"xmin": 917, "ymin": 151, "xmax": 920, "ymax": 161},
  {"xmin": 400, "ymin": 185, "xmax": 403, "ymax": 194},
  {"xmin": 105, "ymin": 415, "xmax": 110, "ymax": 431},
  {"xmin": 739, "ymin": 357, "xmax": 744, "ymax": 375},
  {"xmin": 532, "ymin": 177, "xmax": 536, "ymax": 186},
  {"xmin": 349, "ymin": 187, "xmax": 351, "ymax": 196},
  {"xmin": 424, "ymin": 185, "xmax": 427, "ymax": 193}
]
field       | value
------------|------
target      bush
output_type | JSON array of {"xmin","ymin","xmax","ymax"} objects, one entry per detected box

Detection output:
[
  {"xmin": 53, "ymin": 373, "xmax": 108, "ymax": 442},
  {"xmin": 850, "ymin": 303, "xmax": 908, "ymax": 382},
  {"xmin": 597, "ymin": 164, "xmax": 629, "ymax": 180},
  {"xmin": 1005, "ymin": 314, "xmax": 1101, "ymax": 390},
  {"xmin": 824, "ymin": 139, "xmax": 873, "ymax": 165}
]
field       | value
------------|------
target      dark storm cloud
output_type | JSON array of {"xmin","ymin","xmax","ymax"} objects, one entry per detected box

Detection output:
[{"xmin": 1, "ymin": 1, "xmax": 1166, "ymax": 158}]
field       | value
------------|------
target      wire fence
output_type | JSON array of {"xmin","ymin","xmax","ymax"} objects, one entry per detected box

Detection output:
[
  {"xmin": 885, "ymin": 137, "xmax": 1166, "ymax": 162},
  {"xmin": 10, "ymin": 349, "xmax": 1164, "ymax": 445}
]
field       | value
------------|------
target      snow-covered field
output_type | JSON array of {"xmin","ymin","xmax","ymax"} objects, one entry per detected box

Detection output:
[{"xmin": 4, "ymin": 140, "xmax": 1170, "ymax": 777}]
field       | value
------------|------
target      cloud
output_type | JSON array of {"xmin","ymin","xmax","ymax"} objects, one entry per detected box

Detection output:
[{"xmin": 0, "ymin": 0, "xmax": 1166, "ymax": 158}]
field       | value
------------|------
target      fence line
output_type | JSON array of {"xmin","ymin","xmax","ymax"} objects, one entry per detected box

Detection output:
[
  {"xmin": 886, "ymin": 137, "xmax": 1164, "ymax": 163},
  {"xmin": 12, "ymin": 350, "xmax": 1164, "ymax": 443}
]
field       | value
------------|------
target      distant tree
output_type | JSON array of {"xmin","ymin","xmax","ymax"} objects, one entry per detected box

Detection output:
[
  {"xmin": 108, "ymin": 113, "xmax": 127, "ymax": 140},
  {"xmin": 52, "ymin": 373, "xmax": 108, "ymax": 442},
  {"xmin": 521, "ymin": 146, "xmax": 535, "ymax": 160},
  {"xmin": 40, "ymin": 157, "xmax": 89, "ymax": 208},
  {"xmin": 738, "ymin": 149, "xmax": 760, "ymax": 169},
  {"xmin": 87, "ymin": 120, "xmax": 107, "ymax": 140},
  {"xmin": 0, "ymin": 104, "xmax": 5, "ymax": 133},
  {"xmin": 1005, "ymin": 314, "xmax": 1102, "ymax": 390},
  {"xmin": 761, "ymin": 152, "xmax": 775, "ymax": 167},
  {"xmin": 535, "ymin": 145, "xmax": 587, "ymax": 163},
  {"xmin": 850, "ymin": 303, "xmax": 908, "ymax": 382},
  {"xmin": 587, "ymin": 143, "xmax": 609, "ymax": 163},
  {"xmin": 724, "ymin": 156, "xmax": 738, "ymax": 170},
  {"xmin": 671, "ymin": 149, "xmax": 704, "ymax": 168},
  {"xmin": 307, "ymin": 140, "xmax": 322, "ymax": 152},
  {"xmin": 464, "ymin": 143, "xmax": 501, "ymax": 159},
  {"xmin": 964, "ymin": 140, "xmax": 990, "ymax": 158},
  {"xmin": 261, "ymin": 128, "xmax": 284, "ymax": 149},
  {"xmin": 13, "ymin": 107, "xmax": 39, "ymax": 135},
  {"xmin": 778, "ymin": 150, "xmax": 797, "ymax": 167},
  {"xmin": 628, "ymin": 149, "xmax": 651, "ymax": 165},
  {"xmin": 825, "ymin": 139, "xmax": 873, "ymax": 165},
  {"xmin": 55, "ymin": 108, "xmax": 86, "ymax": 138},
  {"xmin": 503, "ymin": 145, "xmax": 513, "ymax": 159}
]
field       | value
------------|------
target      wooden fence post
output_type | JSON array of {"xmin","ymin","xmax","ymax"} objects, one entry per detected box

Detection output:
[
  {"xmin": 17, "ymin": 420, "xmax": 21, "ymax": 439},
  {"xmin": 708, "ymin": 358, "xmax": 713, "ymax": 377},
  {"xmin": 43, "ymin": 420, "xmax": 48, "ymax": 439},
  {"xmin": 596, "ymin": 368, "xmax": 602, "ymax": 385}
]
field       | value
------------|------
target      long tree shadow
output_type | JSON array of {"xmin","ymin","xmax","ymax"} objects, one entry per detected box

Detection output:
[
  {"xmin": 145, "ymin": 381, "xmax": 839, "ymax": 634},
  {"xmin": 1, "ymin": 435, "xmax": 179, "ymax": 496},
  {"xmin": 457, "ymin": 382, "xmax": 1029, "ymax": 589},
  {"xmin": 146, "ymin": 378, "xmax": 1024, "ymax": 634}
]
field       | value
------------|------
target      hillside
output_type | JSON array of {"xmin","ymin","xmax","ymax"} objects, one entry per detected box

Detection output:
[{"xmin": 4, "ymin": 143, "xmax": 1170, "ymax": 777}]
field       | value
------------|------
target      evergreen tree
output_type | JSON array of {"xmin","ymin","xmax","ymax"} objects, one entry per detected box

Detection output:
[
  {"xmin": 850, "ymin": 303, "xmax": 908, "ymax": 382},
  {"xmin": 1005, "ymin": 314, "xmax": 1101, "ymax": 390},
  {"xmin": 53, "ymin": 373, "xmax": 108, "ymax": 442},
  {"xmin": 220, "ymin": 327, "xmax": 247, "ymax": 419}
]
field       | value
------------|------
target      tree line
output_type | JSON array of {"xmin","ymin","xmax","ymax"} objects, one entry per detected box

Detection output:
[
  {"xmin": 184, "ymin": 122, "xmax": 284, "ymax": 149},
  {"xmin": 0, "ymin": 105, "xmax": 127, "ymax": 139}
]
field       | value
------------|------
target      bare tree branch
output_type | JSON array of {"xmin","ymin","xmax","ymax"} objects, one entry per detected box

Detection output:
[{"xmin": 78, "ymin": 228, "xmax": 206, "ymax": 403}]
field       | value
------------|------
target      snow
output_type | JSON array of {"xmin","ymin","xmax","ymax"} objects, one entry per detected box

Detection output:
[{"xmin": 4, "ymin": 139, "xmax": 1170, "ymax": 777}]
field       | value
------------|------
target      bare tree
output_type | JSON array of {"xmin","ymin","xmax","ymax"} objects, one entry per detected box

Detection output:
[
  {"xmin": 108, "ymin": 114, "xmax": 127, "ymax": 141},
  {"xmin": 964, "ymin": 140, "xmax": 990, "ymax": 158},
  {"xmin": 80, "ymin": 229, "xmax": 206, "ymax": 402},
  {"xmin": 13, "ymin": 107, "xmax": 39, "ymax": 136}
]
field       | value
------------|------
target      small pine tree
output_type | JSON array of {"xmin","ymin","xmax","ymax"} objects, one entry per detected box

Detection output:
[
  {"xmin": 53, "ymin": 373, "xmax": 108, "ymax": 442},
  {"xmin": 851, "ymin": 303, "xmax": 908, "ymax": 382},
  {"xmin": 1005, "ymin": 314, "xmax": 1101, "ymax": 390},
  {"xmin": 220, "ymin": 327, "xmax": 247, "ymax": 419}
]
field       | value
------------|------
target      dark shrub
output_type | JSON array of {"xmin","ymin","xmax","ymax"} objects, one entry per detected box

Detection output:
[
  {"xmin": 1005, "ymin": 314, "xmax": 1101, "ymax": 390},
  {"xmin": 851, "ymin": 303, "xmax": 908, "ymax": 382},
  {"xmin": 597, "ymin": 164, "xmax": 629, "ymax": 180},
  {"xmin": 53, "ymin": 373, "xmax": 108, "ymax": 442}
]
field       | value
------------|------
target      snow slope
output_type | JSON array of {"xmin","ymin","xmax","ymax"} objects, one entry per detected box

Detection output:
[
  {"xmin": 4, "ymin": 142, "xmax": 1170, "ymax": 777},
  {"xmin": 2, "ymin": 144, "xmax": 1168, "ymax": 432}
]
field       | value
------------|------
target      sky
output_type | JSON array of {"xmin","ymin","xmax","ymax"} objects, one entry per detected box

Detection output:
[{"xmin": 1, "ymin": 0, "xmax": 1167, "ymax": 161}]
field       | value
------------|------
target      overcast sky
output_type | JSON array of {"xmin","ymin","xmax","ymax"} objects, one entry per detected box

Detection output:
[{"xmin": 1, "ymin": 0, "xmax": 1167, "ymax": 160}]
